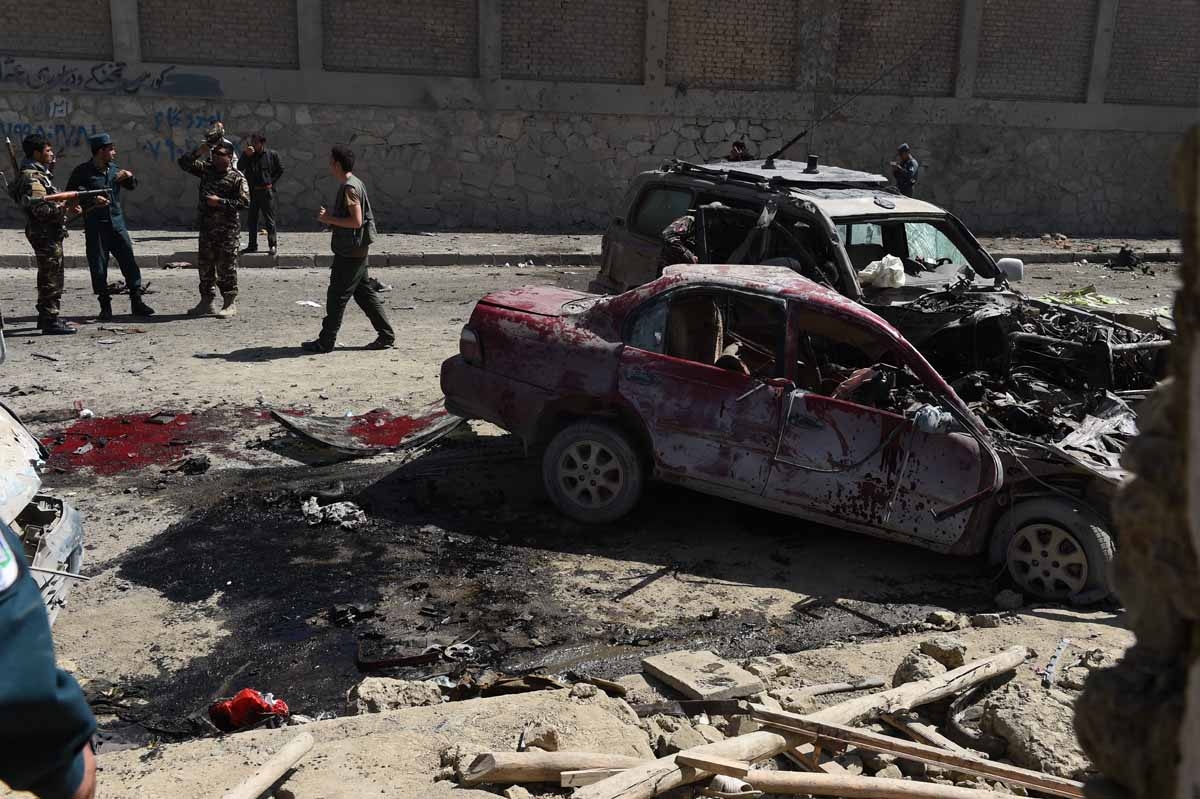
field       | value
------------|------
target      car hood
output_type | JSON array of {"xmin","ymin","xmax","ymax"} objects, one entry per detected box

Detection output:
[
  {"xmin": 479, "ymin": 286, "xmax": 597, "ymax": 316},
  {"xmin": 0, "ymin": 401, "xmax": 45, "ymax": 524}
]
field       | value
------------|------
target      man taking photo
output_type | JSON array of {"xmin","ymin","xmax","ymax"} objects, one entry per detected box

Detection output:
[{"xmin": 240, "ymin": 132, "xmax": 283, "ymax": 256}]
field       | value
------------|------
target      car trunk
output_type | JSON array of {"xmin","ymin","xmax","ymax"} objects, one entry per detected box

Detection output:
[{"xmin": 480, "ymin": 287, "xmax": 595, "ymax": 317}]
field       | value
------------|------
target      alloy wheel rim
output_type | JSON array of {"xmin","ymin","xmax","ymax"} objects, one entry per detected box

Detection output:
[
  {"xmin": 1007, "ymin": 521, "xmax": 1089, "ymax": 598},
  {"xmin": 557, "ymin": 439, "xmax": 623, "ymax": 509}
]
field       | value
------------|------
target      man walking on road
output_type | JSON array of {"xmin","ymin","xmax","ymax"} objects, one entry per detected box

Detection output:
[
  {"xmin": 67, "ymin": 133, "xmax": 155, "ymax": 321},
  {"xmin": 240, "ymin": 132, "xmax": 283, "ymax": 256},
  {"xmin": 302, "ymin": 144, "xmax": 394, "ymax": 353},
  {"xmin": 14, "ymin": 134, "xmax": 76, "ymax": 335},
  {"xmin": 177, "ymin": 139, "xmax": 249, "ymax": 318}
]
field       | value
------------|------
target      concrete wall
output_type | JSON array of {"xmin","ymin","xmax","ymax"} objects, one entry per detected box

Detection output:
[{"xmin": 0, "ymin": 0, "xmax": 1196, "ymax": 236}]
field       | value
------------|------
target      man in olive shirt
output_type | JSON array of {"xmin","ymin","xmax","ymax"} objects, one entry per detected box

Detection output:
[
  {"xmin": 302, "ymin": 144, "xmax": 393, "ymax": 353},
  {"xmin": 67, "ymin": 133, "xmax": 155, "ymax": 320}
]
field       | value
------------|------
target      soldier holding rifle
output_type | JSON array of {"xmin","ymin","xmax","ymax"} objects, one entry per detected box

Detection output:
[{"xmin": 6, "ymin": 135, "xmax": 109, "ymax": 335}]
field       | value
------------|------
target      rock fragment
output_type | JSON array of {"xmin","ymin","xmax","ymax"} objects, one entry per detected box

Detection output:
[{"xmin": 893, "ymin": 651, "xmax": 947, "ymax": 686}]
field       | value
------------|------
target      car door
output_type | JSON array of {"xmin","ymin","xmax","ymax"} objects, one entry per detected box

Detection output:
[
  {"xmin": 764, "ymin": 300, "xmax": 996, "ymax": 548},
  {"xmin": 617, "ymin": 288, "xmax": 787, "ymax": 496},
  {"xmin": 604, "ymin": 184, "xmax": 694, "ymax": 292}
]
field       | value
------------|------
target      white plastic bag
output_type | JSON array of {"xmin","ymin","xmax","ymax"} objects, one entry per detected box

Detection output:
[{"xmin": 859, "ymin": 254, "xmax": 906, "ymax": 288}]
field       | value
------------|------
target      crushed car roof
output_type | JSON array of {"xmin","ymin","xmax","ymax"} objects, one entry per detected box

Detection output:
[
  {"xmin": 660, "ymin": 263, "xmax": 895, "ymax": 325},
  {"xmin": 794, "ymin": 187, "xmax": 946, "ymax": 219}
]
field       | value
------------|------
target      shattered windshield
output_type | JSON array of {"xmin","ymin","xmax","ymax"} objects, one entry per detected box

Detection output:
[{"xmin": 835, "ymin": 216, "xmax": 994, "ymax": 279}]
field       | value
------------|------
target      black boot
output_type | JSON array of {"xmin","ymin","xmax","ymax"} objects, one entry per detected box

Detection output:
[
  {"xmin": 40, "ymin": 318, "xmax": 77, "ymax": 335},
  {"xmin": 131, "ymin": 292, "xmax": 155, "ymax": 317},
  {"xmin": 98, "ymin": 295, "xmax": 113, "ymax": 321}
]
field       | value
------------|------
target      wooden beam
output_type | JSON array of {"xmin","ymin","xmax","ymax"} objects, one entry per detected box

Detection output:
[
  {"xmin": 463, "ymin": 752, "xmax": 648, "ymax": 786},
  {"xmin": 745, "ymin": 770, "xmax": 1014, "ymax": 798},
  {"xmin": 881, "ymin": 713, "xmax": 973, "ymax": 755},
  {"xmin": 750, "ymin": 709, "xmax": 1085, "ymax": 799},
  {"xmin": 674, "ymin": 754, "xmax": 750, "ymax": 778},
  {"xmin": 562, "ymin": 768, "xmax": 632, "ymax": 788}
]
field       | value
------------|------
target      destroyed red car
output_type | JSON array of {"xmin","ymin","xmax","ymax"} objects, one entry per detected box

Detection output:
[{"xmin": 442, "ymin": 264, "xmax": 1116, "ymax": 602}]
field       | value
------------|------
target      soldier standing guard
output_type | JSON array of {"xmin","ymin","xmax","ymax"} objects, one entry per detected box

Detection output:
[
  {"xmin": 177, "ymin": 138, "xmax": 249, "ymax": 318},
  {"xmin": 15, "ymin": 134, "xmax": 77, "ymax": 335},
  {"xmin": 66, "ymin": 133, "xmax": 155, "ymax": 321}
]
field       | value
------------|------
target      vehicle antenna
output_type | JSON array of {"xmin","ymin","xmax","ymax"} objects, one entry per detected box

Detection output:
[{"xmin": 762, "ymin": 29, "xmax": 948, "ymax": 169}]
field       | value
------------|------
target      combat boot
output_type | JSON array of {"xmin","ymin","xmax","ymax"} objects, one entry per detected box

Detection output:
[
  {"xmin": 188, "ymin": 297, "xmax": 217, "ymax": 316},
  {"xmin": 39, "ymin": 318, "xmax": 77, "ymax": 335},
  {"xmin": 130, "ymin": 292, "xmax": 155, "ymax": 317},
  {"xmin": 98, "ymin": 295, "xmax": 113, "ymax": 321},
  {"xmin": 215, "ymin": 297, "xmax": 238, "ymax": 318}
]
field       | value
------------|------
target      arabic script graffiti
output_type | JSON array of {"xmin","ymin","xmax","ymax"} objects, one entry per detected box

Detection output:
[{"xmin": 0, "ymin": 59, "xmax": 176, "ymax": 94}]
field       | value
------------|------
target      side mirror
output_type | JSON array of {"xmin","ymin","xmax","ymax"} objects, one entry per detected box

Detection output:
[{"xmin": 996, "ymin": 257, "xmax": 1024, "ymax": 284}]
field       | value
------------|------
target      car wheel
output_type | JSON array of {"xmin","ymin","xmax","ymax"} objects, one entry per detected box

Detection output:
[
  {"xmin": 542, "ymin": 421, "xmax": 644, "ymax": 524},
  {"xmin": 992, "ymin": 497, "xmax": 1115, "ymax": 602}
]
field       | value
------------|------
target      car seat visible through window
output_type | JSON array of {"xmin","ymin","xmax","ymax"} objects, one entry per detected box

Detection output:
[{"xmin": 665, "ymin": 295, "xmax": 723, "ymax": 365}]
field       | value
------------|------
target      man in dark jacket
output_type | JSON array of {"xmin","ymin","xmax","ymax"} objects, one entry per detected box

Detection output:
[
  {"xmin": 240, "ymin": 132, "xmax": 283, "ymax": 256},
  {"xmin": 0, "ymin": 519, "xmax": 97, "ymax": 799},
  {"xmin": 67, "ymin": 133, "xmax": 155, "ymax": 320}
]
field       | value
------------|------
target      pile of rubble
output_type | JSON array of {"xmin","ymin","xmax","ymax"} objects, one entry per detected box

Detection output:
[{"xmin": 399, "ymin": 636, "xmax": 1108, "ymax": 799}]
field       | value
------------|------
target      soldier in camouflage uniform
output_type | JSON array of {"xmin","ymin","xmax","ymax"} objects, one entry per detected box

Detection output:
[
  {"xmin": 15, "ymin": 135, "xmax": 77, "ymax": 334},
  {"xmin": 177, "ymin": 138, "xmax": 249, "ymax": 318},
  {"xmin": 656, "ymin": 213, "xmax": 699, "ymax": 276}
]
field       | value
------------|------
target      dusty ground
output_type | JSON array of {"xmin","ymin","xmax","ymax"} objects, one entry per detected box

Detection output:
[{"xmin": 0, "ymin": 261, "xmax": 1169, "ymax": 790}]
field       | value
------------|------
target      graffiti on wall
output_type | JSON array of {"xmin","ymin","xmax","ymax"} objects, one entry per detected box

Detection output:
[
  {"xmin": 0, "ymin": 59, "xmax": 222, "ymax": 97},
  {"xmin": 0, "ymin": 121, "xmax": 98, "ymax": 150}
]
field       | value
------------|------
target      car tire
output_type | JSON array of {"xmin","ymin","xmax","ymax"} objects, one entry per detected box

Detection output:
[
  {"xmin": 542, "ymin": 421, "xmax": 644, "ymax": 524},
  {"xmin": 991, "ymin": 497, "xmax": 1115, "ymax": 603}
]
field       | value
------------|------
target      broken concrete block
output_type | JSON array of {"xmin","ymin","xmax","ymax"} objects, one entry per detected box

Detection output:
[
  {"xmin": 642, "ymin": 650, "xmax": 764, "ymax": 700},
  {"xmin": 504, "ymin": 787, "xmax": 533, "ymax": 799},
  {"xmin": 615, "ymin": 672, "xmax": 677, "ymax": 705},
  {"xmin": 875, "ymin": 764, "xmax": 905, "ymax": 780},
  {"xmin": 570, "ymin": 682, "xmax": 599, "ymax": 699},
  {"xmin": 995, "ymin": 589, "xmax": 1025, "ymax": 610},
  {"xmin": 723, "ymin": 714, "xmax": 759, "ymax": 737},
  {"xmin": 742, "ymin": 654, "xmax": 795, "ymax": 683},
  {"xmin": 926, "ymin": 610, "xmax": 965, "ymax": 630},
  {"xmin": 920, "ymin": 636, "xmax": 968, "ymax": 669},
  {"xmin": 971, "ymin": 613, "xmax": 1003, "ymax": 628},
  {"xmin": 522, "ymin": 722, "xmax": 561, "ymax": 751},
  {"xmin": 659, "ymin": 724, "xmax": 707, "ymax": 754},
  {"xmin": 695, "ymin": 724, "xmax": 725, "ymax": 744},
  {"xmin": 347, "ymin": 677, "xmax": 442, "ymax": 714},
  {"xmin": 893, "ymin": 652, "xmax": 947, "ymax": 687},
  {"xmin": 749, "ymin": 691, "xmax": 782, "ymax": 711}
]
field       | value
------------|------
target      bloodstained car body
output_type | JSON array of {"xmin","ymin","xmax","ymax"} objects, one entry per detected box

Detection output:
[{"xmin": 442, "ymin": 264, "xmax": 1116, "ymax": 602}]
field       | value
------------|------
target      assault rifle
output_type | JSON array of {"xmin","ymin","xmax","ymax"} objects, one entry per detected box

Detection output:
[{"xmin": 1, "ymin": 136, "xmax": 111, "ymax": 206}]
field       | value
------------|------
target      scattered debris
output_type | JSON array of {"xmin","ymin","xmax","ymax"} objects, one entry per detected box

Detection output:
[
  {"xmin": 221, "ymin": 733, "xmax": 313, "ymax": 799},
  {"xmin": 346, "ymin": 677, "xmax": 442, "ymax": 714},
  {"xmin": 925, "ymin": 610, "xmax": 965, "ymax": 631},
  {"xmin": 31, "ymin": 352, "xmax": 60, "ymax": 362},
  {"xmin": 146, "ymin": 411, "xmax": 179, "ymax": 425},
  {"xmin": 301, "ymin": 497, "xmax": 367, "ymax": 529},
  {"xmin": 295, "ymin": 300, "xmax": 322, "ymax": 308},
  {"xmin": 1040, "ymin": 638, "xmax": 1072, "ymax": 688},
  {"xmin": 208, "ymin": 688, "xmax": 289, "ymax": 733},
  {"xmin": 2, "ymin": 384, "xmax": 47, "ymax": 397},
  {"xmin": 270, "ymin": 400, "xmax": 462, "ymax": 454},
  {"xmin": 163, "ymin": 454, "xmax": 211, "ymax": 475},
  {"xmin": 1039, "ymin": 285, "xmax": 1127, "ymax": 308},
  {"xmin": 642, "ymin": 650, "xmax": 765, "ymax": 701},
  {"xmin": 970, "ymin": 614, "xmax": 1003, "ymax": 629},
  {"xmin": 1105, "ymin": 246, "xmax": 1152, "ymax": 275}
]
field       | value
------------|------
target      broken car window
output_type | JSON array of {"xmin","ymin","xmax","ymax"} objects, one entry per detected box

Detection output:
[
  {"xmin": 632, "ymin": 187, "xmax": 693, "ymax": 240},
  {"xmin": 905, "ymin": 223, "xmax": 969, "ymax": 267},
  {"xmin": 625, "ymin": 290, "xmax": 785, "ymax": 378}
]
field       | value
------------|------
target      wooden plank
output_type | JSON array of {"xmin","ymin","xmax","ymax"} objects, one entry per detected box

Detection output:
[
  {"xmin": 746, "ymin": 770, "xmax": 1015, "ymax": 798},
  {"xmin": 750, "ymin": 708, "xmax": 1085, "ymax": 799},
  {"xmin": 674, "ymin": 754, "xmax": 750, "ymax": 778},
  {"xmin": 801, "ymin": 677, "xmax": 886, "ymax": 697},
  {"xmin": 221, "ymin": 733, "xmax": 314, "ymax": 799},
  {"xmin": 881, "ymin": 712, "xmax": 973, "ymax": 755},
  {"xmin": 463, "ymin": 752, "xmax": 648, "ymax": 786}
]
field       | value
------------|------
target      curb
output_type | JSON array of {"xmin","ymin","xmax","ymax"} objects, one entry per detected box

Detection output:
[
  {"xmin": 12, "ymin": 252, "xmax": 603, "ymax": 269},
  {"xmin": 992, "ymin": 250, "xmax": 1179, "ymax": 263}
]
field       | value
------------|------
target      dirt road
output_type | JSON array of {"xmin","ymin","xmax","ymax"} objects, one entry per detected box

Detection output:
[{"xmin": 1, "ymin": 262, "xmax": 1162, "ymax": 751}]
